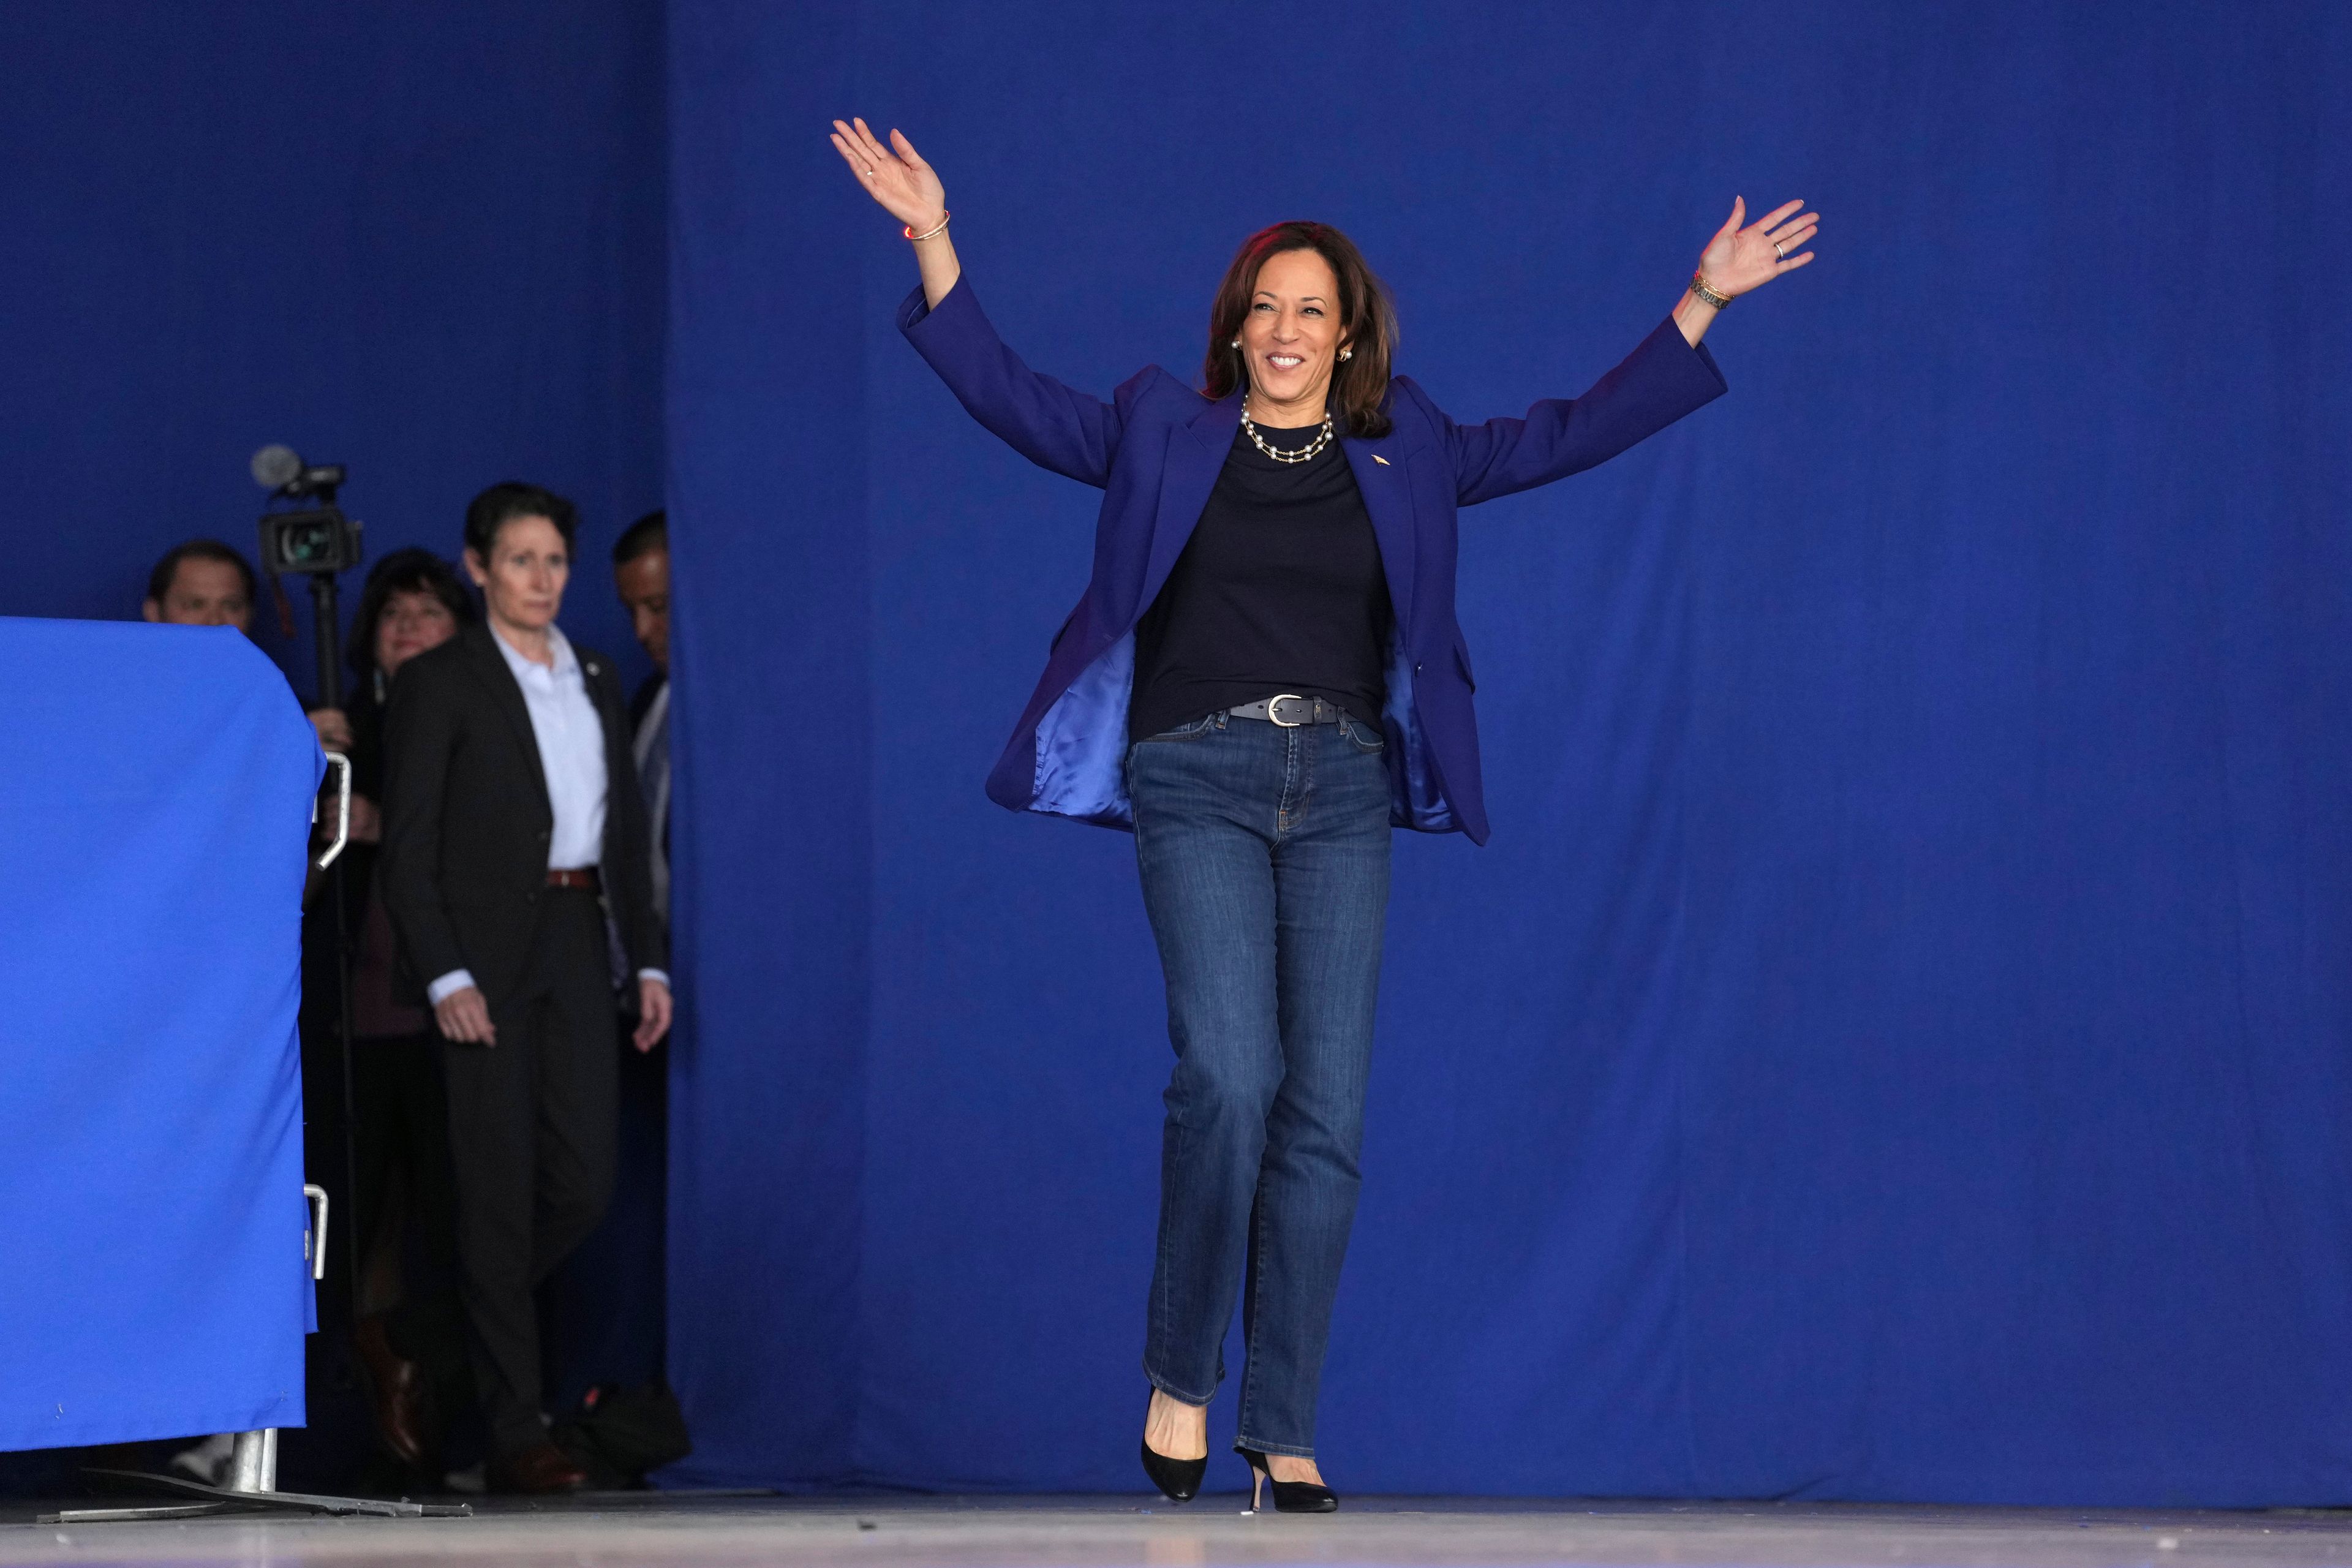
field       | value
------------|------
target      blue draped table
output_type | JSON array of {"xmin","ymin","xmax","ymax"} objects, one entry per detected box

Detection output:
[{"xmin": 0, "ymin": 617, "xmax": 320, "ymax": 1452}]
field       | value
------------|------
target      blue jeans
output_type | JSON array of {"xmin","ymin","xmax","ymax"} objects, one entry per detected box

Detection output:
[{"xmin": 1126, "ymin": 710, "xmax": 1391, "ymax": 1458}]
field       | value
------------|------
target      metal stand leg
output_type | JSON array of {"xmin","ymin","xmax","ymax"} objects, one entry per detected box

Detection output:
[
  {"xmin": 225, "ymin": 1429, "xmax": 278, "ymax": 1494},
  {"xmin": 38, "ymin": 1180, "xmax": 470, "ymax": 1525},
  {"xmin": 45, "ymin": 1436, "xmax": 471, "ymax": 1522}
]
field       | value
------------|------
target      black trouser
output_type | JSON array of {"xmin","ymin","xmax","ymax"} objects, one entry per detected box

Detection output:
[
  {"xmin": 352, "ymin": 1030, "xmax": 467, "ymax": 1395},
  {"xmin": 440, "ymin": 888, "xmax": 619, "ymax": 1457}
]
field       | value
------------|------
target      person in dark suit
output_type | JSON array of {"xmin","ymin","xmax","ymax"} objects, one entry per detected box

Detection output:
[
  {"xmin": 379, "ymin": 481, "xmax": 671, "ymax": 1494},
  {"xmin": 530, "ymin": 507, "xmax": 674, "ymax": 1413},
  {"xmin": 611, "ymin": 510, "xmax": 670, "ymax": 932},
  {"xmin": 301, "ymin": 548, "xmax": 475, "ymax": 1482}
]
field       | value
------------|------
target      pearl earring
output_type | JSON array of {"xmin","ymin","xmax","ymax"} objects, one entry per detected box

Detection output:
[
  {"xmin": 1231, "ymin": 339, "xmax": 1242, "ymax": 350},
  {"xmin": 1338, "ymin": 347, "xmax": 1352, "ymax": 361}
]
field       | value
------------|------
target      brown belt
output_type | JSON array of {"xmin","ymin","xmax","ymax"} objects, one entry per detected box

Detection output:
[{"xmin": 546, "ymin": 867, "xmax": 600, "ymax": 891}]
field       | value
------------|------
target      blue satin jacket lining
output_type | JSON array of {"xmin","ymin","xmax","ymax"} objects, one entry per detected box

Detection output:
[{"xmin": 1028, "ymin": 630, "xmax": 1458, "ymax": 834}]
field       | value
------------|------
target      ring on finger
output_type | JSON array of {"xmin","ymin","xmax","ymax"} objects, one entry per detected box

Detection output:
[{"xmin": 1773, "ymin": 239, "xmax": 1785, "ymax": 260}]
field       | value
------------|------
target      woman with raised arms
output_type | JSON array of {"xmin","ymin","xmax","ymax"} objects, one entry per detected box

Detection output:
[{"xmin": 831, "ymin": 115, "xmax": 1818, "ymax": 1512}]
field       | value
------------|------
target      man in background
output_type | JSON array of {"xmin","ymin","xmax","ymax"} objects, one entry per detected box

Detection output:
[
  {"xmin": 141, "ymin": 540, "xmax": 256, "ymax": 634},
  {"xmin": 532, "ymin": 510, "xmax": 676, "ymax": 1439},
  {"xmin": 611, "ymin": 511, "xmax": 669, "ymax": 929},
  {"xmin": 143, "ymin": 540, "xmax": 265, "ymax": 1487}
]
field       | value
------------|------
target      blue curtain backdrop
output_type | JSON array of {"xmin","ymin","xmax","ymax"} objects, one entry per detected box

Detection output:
[
  {"xmin": 0, "ymin": 1, "xmax": 667, "ymax": 703},
  {"xmin": 0, "ymin": 3, "xmax": 670, "ymax": 1476},
  {"xmin": 663, "ymin": 0, "xmax": 2352, "ymax": 1504}
]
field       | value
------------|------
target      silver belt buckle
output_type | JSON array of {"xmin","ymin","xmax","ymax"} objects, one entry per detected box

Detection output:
[{"xmin": 1267, "ymin": 693, "xmax": 1306, "ymax": 727}]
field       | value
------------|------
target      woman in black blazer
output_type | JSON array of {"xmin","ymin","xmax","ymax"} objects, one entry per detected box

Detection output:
[
  {"xmin": 379, "ymin": 481, "xmax": 669, "ymax": 1494},
  {"xmin": 301, "ymin": 547, "xmax": 476, "ymax": 1478}
]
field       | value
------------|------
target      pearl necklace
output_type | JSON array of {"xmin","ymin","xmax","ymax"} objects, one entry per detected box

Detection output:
[{"xmin": 1240, "ymin": 397, "xmax": 1335, "ymax": 465}]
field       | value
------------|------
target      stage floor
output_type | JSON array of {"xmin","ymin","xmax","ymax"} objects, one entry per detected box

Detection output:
[{"xmin": 6, "ymin": 1493, "xmax": 2352, "ymax": 1567}]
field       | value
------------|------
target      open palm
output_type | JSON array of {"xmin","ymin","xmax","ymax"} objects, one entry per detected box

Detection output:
[
  {"xmin": 830, "ymin": 118, "xmax": 944, "ymax": 233},
  {"xmin": 1700, "ymin": 197, "xmax": 1819, "ymax": 297}
]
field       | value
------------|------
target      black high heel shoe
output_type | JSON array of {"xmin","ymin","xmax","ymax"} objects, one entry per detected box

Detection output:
[
  {"xmin": 1235, "ymin": 1444, "xmax": 1339, "ymax": 1514},
  {"xmin": 1140, "ymin": 1394, "xmax": 1206, "ymax": 1502},
  {"xmin": 1139, "ymin": 1438, "xmax": 1206, "ymax": 1502}
]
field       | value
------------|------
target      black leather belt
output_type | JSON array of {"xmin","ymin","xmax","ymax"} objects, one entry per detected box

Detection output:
[{"xmin": 1227, "ymin": 693, "xmax": 1346, "ymax": 727}]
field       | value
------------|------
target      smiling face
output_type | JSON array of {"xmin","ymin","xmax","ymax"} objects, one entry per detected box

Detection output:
[
  {"xmin": 1237, "ymin": 247, "xmax": 1349, "ymax": 423},
  {"xmin": 464, "ymin": 514, "xmax": 570, "ymax": 638},
  {"xmin": 374, "ymin": 587, "xmax": 460, "ymax": 680}
]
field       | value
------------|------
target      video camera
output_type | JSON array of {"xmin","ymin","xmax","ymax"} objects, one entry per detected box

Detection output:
[{"xmin": 251, "ymin": 445, "xmax": 363, "ymax": 576}]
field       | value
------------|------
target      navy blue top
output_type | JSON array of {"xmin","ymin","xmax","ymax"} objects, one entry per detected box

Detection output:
[{"xmin": 1128, "ymin": 417, "xmax": 1392, "ymax": 741}]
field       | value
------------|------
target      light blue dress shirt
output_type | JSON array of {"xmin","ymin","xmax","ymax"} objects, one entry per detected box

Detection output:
[{"xmin": 428, "ymin": 624, "xmax": 668, "ymax": 1005}]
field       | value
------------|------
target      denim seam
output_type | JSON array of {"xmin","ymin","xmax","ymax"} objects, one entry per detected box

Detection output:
[
  {"xmin": 1146, "ymin": 1365, "xmax": 1216, "ymax": 1408},
  {"xmin": 1139, "ymin": 794, "xmax": 1174, "ymax": 1394},
  {"xmin": 1301, "ymin": 724, "xmax": 1316, "ymax": 827},
  {"xmin": 1275, "ymin": 727, "xmax": 1300, "ymax": 834},
  {"xmin": 1146, "ymin": 1110, "xmax": 1223, "ymax": 1406},
  {"xmin": 1151, "ymin": 1107, "xmax": 1173, "ymax": 1388},
  {"xmin": 1238, "ymin": 1177, "xmax": 1270, "ymax": 1443}
]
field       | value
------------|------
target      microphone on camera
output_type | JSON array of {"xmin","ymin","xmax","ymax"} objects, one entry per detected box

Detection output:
[
  {"xmin": 251, "ymin": 445, "xmax": 345, "ymax": 500},
  {"xmin": 250, "ymin": 443, "xmax": 303, "ymax": 491}
]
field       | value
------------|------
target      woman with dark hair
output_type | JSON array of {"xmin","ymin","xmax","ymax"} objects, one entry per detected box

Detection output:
[
  {"xmin": 333, "ymin": 548, "xmax": 478, "ymax": 796},
  {"xmin": 296, "ymin": 548, "xmax": 476, "ymax": 1482},
  {"xmin": 831, "ymin": 118, "xmax": 1819, "ymax": 1510},
  {"xmin": 379, "ymin": 483, "xmax": 670, "ymax": 1494}
]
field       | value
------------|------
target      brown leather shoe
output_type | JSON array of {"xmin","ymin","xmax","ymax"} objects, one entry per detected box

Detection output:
[
  {"xmin": 488, "ymin": 1439, "xmax": 590, "ymax": 1494},
  {"xmin": 350, "ymin": 1313, "xmax": 437, "ymax": 1471}
]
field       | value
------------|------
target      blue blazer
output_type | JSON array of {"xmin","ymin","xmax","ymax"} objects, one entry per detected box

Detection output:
[{"xmin": 901, "ymin": 279, "xmax": 1727, "ymax": 845}]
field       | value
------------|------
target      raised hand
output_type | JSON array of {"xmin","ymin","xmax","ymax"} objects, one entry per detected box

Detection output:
[
  {"xmin": 1698, "ymin": 197, "xmax": 1820, "ymax": 298},
  {"xmin": 830, "ymin": 116, "xmax": 960, "ymax": 306},
  {"xmin": 830, "ymin": 117, "xmax": 945, "ymax": 234}
]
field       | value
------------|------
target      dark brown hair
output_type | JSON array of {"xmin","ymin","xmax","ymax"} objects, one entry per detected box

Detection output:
[
  {"xmin": 145, "ymin": 538, "xmax": 255, "ymax": 607},
  {"xmin": 463, "ymin": 480, "xmax": 579, "ymax": 559},
  {"xmin": 348, "ymin": 546, "xmax": 476, "ymax": 687},
  {"xmin": 1203, "ymin": 221, "xmax": 1398, "ymax": 439},
  {"xmin": 612, "ymin": 508, "xmax": 667, "ymax": 568}
]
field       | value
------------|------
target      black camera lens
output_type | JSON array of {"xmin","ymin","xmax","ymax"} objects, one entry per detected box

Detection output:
[
  {"xmin": 285, "ymin": 520, "xmax": 334, "ymax": 564},
  {"xmin": 258, "ymin": 506, "xmax": 363, "ymax": 576}
]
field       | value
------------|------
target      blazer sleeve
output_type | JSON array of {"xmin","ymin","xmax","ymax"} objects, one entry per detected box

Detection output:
[
  {"xmin": 898, "ymin": 278, "xmax": 1129, "ymax": 488},
  {"xmin": 377, "ymin": 657, "xmax": 469, "ymax": 988},
  {"xmin": 1441, "ymin": 317, "xmax": 1728, "ymax": 507}
]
